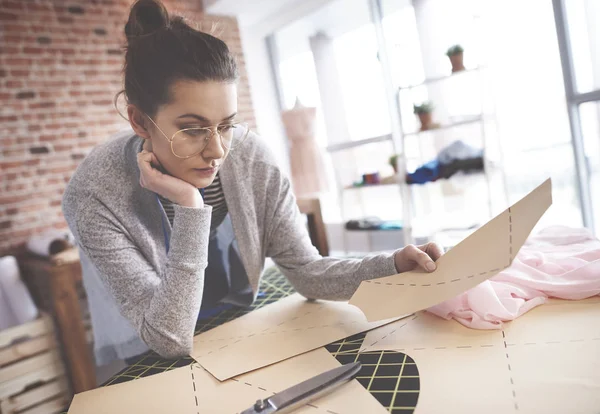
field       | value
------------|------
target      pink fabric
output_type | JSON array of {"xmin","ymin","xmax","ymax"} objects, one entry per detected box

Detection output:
[{"xmin": 427, "ymin": 226, "xmax": 600, "ymax": 329}]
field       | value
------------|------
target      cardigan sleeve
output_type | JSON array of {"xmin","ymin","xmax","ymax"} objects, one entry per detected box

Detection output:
[{"xmin": 64, "ymin": 192, "xmax": 212, "ymax": 359}]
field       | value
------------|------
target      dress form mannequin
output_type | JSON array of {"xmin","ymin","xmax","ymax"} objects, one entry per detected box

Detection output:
[{"xmin": 281, "ymin": 98, "xmax": 328, "ymax": 197}]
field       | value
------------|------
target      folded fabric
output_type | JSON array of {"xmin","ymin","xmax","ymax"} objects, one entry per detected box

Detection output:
[
  {"xmin": 437, "ymin": 140, "xmax": 483, "ymax": 165},
  {"xmin": 427, "ymin": 226, "xmax": 600, "ymax": 329},
  {"xmin": 406, "ymin": 159, "xmax": 441, "ymax": 184}
]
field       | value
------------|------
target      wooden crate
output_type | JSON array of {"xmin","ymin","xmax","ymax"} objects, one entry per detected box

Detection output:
[{"xmin": 0, "ymin": 314, "xmax": 69, "ymax": 414}]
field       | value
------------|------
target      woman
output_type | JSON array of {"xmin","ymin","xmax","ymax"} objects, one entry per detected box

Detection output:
[{"xmin": 62, "ymin": 0, "xmax": 443, "ymax": 365}]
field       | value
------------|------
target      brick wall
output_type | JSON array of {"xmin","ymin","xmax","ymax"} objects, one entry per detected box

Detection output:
[{"xmin": 0, "ymin": 0, "xmax": 256, "ymax": 255}]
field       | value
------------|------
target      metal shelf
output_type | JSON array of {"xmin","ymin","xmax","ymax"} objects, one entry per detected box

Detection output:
[
  {"xmin": 343, "ymin": 168, "xmax": 486, "ymax": 190},
  {"xmin": 403, "ymin": 115, "xmax": 483, "ymax": 137},
  {"xmin": 344, "ymin": 177, "xmax": 399, "ymax": 190},
  {"xmin": 326, "ymin": 134, "xmax": 392, "ymax": 153},
  {"xmin": 398, "ymin": 66, "xmax": 485, "ymax": 91}
]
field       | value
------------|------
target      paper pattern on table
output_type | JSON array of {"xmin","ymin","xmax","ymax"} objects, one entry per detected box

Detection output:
[
  {"xmin": 67, "ymin": 347, "xmax": 388, "ymax": 414},
  {"xmin": 349, "ymin": 179, "xmax": 553, "ymax": 321},
  {"xmin": 192, "ymin": 293, "xmax": 405, "ymax": 381}
]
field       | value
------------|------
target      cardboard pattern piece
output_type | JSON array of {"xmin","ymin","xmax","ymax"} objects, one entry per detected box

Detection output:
[
  {"xmin": 349, "ymin": 179, "xmax": 553, "ymax": 322},
  {"xmin": 361, "ymin": 298, "xmax": 600, "ymax": 413},
  {"xmin": 191, "ymin": 293, "xmax": 402, "ymax": 381},
  {"xmin": 68, "ymin": 347, "xmax": 388, "ymax": 414}
]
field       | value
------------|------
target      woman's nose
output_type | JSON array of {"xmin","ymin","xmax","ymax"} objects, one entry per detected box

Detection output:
[{"xmin": 202, "ymin": 130, "xmax": 226, "ymax": 160}]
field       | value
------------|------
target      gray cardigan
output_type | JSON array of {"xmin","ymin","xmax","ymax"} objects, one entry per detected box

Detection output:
[{"xmin": 62, "ymin": 128, "xmax": 397, "ymax": 364}]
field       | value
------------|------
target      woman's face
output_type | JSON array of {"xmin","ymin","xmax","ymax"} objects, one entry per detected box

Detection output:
[{"xmin": 146, "ymin": 80, "xmax": 238, "ymax": 189}]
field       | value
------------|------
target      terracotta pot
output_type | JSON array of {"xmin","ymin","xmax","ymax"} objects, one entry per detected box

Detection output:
[
  {"xmin": 448, "ymin": 52, "xmax": 465, "ymax": 73},
  {"xmin": 418, "ymin": 112, "xmax": 433, "ymax": 131}
]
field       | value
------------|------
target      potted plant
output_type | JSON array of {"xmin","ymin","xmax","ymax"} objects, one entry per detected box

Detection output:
[
  {"xmin": 413, "ymin": 102, "xmax": 435, "ymax": 131},
  {"xmin": 389, "ymin": 154, "xmax": 399, "ymax": 173},
  {"xmin": 446, "ymin": 44, "xmax": 465, "ymax": 73}
]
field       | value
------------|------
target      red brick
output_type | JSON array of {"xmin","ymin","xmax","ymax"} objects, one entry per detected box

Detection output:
[
  {"xmin": 53, "ymin": 144, "xmax": 73, "ymax": 152},
  {"xmin": 29, "ymin": 101, "xmax": 56, "ymax": 109},
  {"xmin": 19, "ymin": 203, "xmax": 48, "ymax": 213},
  {"xmin": 38, "ymin": 58, "xmax": 57, "ymax": 66},
  {"xmin": 27, "ymin": 125, "xmax": 42, "ymax": 132},
  {"xmin": 92, "ymin": 99, "xmax": 112, "ymax": 106},
  {"xmin": 6, "ymin": 183, "xmax": 28, "ymax": 192},
  {"xmin": 7, "ymin": 58, "xmax": 33, "ymax": 66},
  {"xmin": 0, "ymin": 194, "xmax": 31, "ymax": 204},
  {"xmin": 58, "ymin": 48, "xmax": 76, "ymax": 55},
  {"xmin": 17, "ymin": 136, "xmax": 36, "ymax": 144},
  {"xmin": 10, "ymin": 70, "xmax": 30, "ymax": 77},
  {"xmin": 2, "ymin": 2, "xmax": 25, "ymax": 11},
  {"xmin": 0, "ymin": 46, "xmax": 20, "ymax": 54},
  {"xmin": 0, "ymin": 13, "xmax": 19, "ymax": 22},
  {"xmin": 2, "ymin": 148, "xmax": 26, "ymax": 157},
  {"xmin": 6, "ymin": 102, "xmax": 25, "ymax": 111},
  {"xmin": 38, "ymin": 91, "xmax": 59, "ymax": 99},
  {"xmin": 48, "ymin": 166, "xmax": 73, "ymax": 174},
  {"xmin": 1, "ymin": 229, "xmax": 33, "ymax": 243},
  {"xmin": 27, "ymin": 3, "xmax": 53, "ymax": 12},
  {"xmin": 25, "ymin": 159, "xmax": 40, "ymax": 167},
  {"xmin": 23, "ymin": 47, "xmax": 45, "ymax": 55},
  {"xmin": 3, "ymin": 34, "xmax": 23, "ymax": 42},
  {"xmin": 46, "ymin": 178, "xmax": 62, "ymax": 185},
  {"xmin": 57, "ymin": 16, "xmax": 75, "ymax": 24}
]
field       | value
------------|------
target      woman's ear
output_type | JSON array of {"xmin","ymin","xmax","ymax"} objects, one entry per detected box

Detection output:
[{"xmin": 127, "ymin": 105, "xmax": 151, "ymax": 139}]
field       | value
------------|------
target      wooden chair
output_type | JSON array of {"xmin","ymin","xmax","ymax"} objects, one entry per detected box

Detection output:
[{"xmin": 296, "ymin": 197, "xmax": 329, "ymax": 257}]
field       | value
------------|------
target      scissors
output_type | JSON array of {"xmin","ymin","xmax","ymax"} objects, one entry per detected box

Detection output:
[{"xmin": 240, "ymin": 362, "xmax": 362, "ymax": 414}]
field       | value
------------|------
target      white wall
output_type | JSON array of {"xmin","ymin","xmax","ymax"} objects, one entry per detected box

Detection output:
[{"xmin": 239, "ymin": 28, "xmax": 290, "ymax": 175}]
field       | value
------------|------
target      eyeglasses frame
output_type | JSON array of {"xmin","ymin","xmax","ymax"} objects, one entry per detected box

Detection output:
[{"xmin": 144, "ymin": 114, "xmax": 250, "ymax": 159}]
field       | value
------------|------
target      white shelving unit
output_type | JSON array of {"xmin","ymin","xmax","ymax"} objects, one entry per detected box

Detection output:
[
  {"xmin": 395, "ymin": 65, "xmax": 509, "ymax": 247},
  {"xmin": 328, "ymin": 65, "xmax": 508, "ymax": 253}
]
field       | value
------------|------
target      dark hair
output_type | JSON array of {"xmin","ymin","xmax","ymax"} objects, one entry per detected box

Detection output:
[{"xmin": 119, "ymin": 0, "xmax": 238, "ymax": 117}]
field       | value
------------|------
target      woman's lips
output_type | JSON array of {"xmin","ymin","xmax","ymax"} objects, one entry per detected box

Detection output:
[{"xmin": 192, "ymin": 166, "xmax": 217, "ymax": 177}]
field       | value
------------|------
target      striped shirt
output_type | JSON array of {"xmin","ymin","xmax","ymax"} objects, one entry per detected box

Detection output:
[{"xmin": 158, "ymin": 173, "xmax": 228, "ymax": 230}]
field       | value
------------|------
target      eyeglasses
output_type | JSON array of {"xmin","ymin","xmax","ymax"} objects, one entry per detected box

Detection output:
[{"xmin": 145, "ymin": 115, "xmax": 250, "ymax": 159}]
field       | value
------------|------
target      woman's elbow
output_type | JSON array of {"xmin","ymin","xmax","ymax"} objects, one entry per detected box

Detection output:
[
  {"xmin": 153, "ymin": 340, "xmax": 192, "ymax": 359},
  {"xmin": 140, "ymin": 327, "xmax": 193, "ymax": 359}
]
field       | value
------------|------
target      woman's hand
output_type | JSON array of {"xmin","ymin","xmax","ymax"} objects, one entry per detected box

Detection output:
[
  {"xmin": 393, "ymin": 243, "xmax": 444, "ymax": 273},
  {"xmin": 137, "ymin": 141, "xmax": 203, "ymax": 208}
]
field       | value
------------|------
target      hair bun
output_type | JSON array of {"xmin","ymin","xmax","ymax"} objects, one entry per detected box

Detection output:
[{"xmin": 125, "ymin": 0, "xmax": 169, "ymax": 39}]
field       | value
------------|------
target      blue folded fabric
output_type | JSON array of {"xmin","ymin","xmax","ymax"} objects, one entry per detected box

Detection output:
[{"xmin": 407, "ymin": 159, "xmax": 441, "ymax": 184}]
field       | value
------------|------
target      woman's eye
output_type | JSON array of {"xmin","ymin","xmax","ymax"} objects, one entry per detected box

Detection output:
[
  {"xmin": 219, "ymin": 125, "xmax": 233, "ymax": 133},
  {"xmin": 184, "ymin": 128, "xmax": 207, "ymax": 137}
]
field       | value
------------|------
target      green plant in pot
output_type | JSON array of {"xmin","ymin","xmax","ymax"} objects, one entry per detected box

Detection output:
[
  {"xmin": 446, "ymin": 44, "xmax": 465, "ymax": 73},
  {"xmin": 389, "ymin": 154, "xmax": 399, "ymax": 173},
  {"xmin": 413, "ymin": 102, "xmax": 435, "ymax": 131}
]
